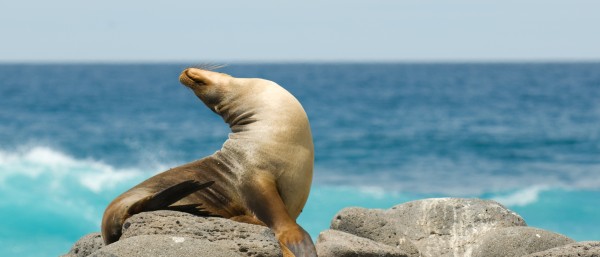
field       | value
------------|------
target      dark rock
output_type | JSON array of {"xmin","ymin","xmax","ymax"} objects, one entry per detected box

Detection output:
[
  {"xmin": 523, "ymin": 241, "xmax": 600, "ymax": 257},
  {"xmin": 316, "ymin": 229, "xmax": 419, "ymax": 257},
  {"xmin": 61, "ymin": 233, "xmax": 104, "ymax": 257},
  {"xmin": 472, "ymin": 226, "xmax": 575, "ymax": 257},
  {"xmin": 330, "ymin": 198, "xmax": 526, "ymax": 257}
]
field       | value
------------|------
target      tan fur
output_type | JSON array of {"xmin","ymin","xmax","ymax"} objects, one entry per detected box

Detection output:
[{"xmin": 101, "ymin": 68, "xmax": 315, "ymax": 256}]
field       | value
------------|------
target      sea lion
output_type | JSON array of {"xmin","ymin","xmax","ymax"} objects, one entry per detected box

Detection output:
[{"xmin": 101, "ymin": 67, "xmax": 316, "ymax": 257}]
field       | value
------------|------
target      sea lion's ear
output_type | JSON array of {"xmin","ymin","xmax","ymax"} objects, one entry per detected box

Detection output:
[{"xmin": 127, "ymin": 180, "xmax": 214, "ymax": 214}]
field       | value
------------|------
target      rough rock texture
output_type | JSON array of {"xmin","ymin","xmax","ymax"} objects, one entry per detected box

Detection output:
[
  {"xmin": 89, "ymin": 235, "xmax": 244, "ymax": 257},
  {"xmin": 523, "ymin": 241, "xmax": 600, "ymax": 257},
  {"xmin": 330, "ymin": 198, "xmax": 527, "ymax": 257},
  {"xmin": 472, "ymin": 226, "xmax": 575, "ymax": 257},
  {"xmin": 63, "ymin": 210, "xmax": 282, "ymax": 257},
  {"xmin": 63, "ymin": 198, "xmax": 598, "ymax": 257},
  {"xmin": 120, "ymin": 211, "xmax": 282, "ymax": 257},
  {"xmin": 62, "ymin": 233, "xmax": 104, "ymax": 257},
  {"xmin": 316, "ymin": 229, "xmax": 419, "ymax": 257}
]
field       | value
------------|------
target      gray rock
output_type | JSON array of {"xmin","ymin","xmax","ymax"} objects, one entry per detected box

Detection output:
[
  {"xmin": 61, "ymin": 232, "xmax": 104, "ymax": 257},
  {"xmin": 523, "ymin": 241, "xmax": 600, "ymax": 257},
  {"xmin": 89, "ymin": 235, "xmax": 244, "ymax": 257},
  {"xmin": 120, "ymin": 210, "xmax": 282, "ymax": 257},
  {"xmin": 61, "ymin": 211, "xmax": 283, "ymax": 257},
  {"xmin": 472, "ymin": 227, "xmax": 575, "ymax": 257},
  {"xmin": 316, "ymin": 229, "xmax": 419, "ymax": 257},
  {"xmin": 331, "ymin": 198, "xmax": 526, "ymax": 257}
]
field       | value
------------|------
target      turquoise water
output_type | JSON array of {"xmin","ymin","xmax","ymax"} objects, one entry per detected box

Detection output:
[{"xmin": 1, "ymin": 63, "xmax": 599, "ymax": 256}]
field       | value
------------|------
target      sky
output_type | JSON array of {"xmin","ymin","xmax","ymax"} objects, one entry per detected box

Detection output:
[{"xmin": 1, "ymin": 0, "xmax": 599, "ymax": 63}]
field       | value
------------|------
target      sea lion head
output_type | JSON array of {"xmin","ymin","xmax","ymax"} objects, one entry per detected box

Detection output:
[
  {"xmin": 179, "ymin": 67, "xmax": 298, "ymax": 129},
  {"xmin": 179, "ymin": 67, "xmax": 235, "ymax": 113},
  {"xmin": 179, "ymin": 67, "xmax": 310, "ymax": 141}
]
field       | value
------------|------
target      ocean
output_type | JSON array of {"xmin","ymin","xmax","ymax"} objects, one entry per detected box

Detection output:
[{"xmin": 0, "ymin": 63, "xmax": 599, "ymax": 256}]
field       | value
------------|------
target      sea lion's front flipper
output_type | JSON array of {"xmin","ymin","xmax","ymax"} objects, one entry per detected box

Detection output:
[
  {"xmin": 129, "ymin": 180, "xmax": 214, "ymax": 214},
  {"xmin": 243, "ymin": 175, "xmax": 317, "ymax": 257},
  {"xmin": 281, "ymin": 227, "xmax": 316, "ymax": 257}
]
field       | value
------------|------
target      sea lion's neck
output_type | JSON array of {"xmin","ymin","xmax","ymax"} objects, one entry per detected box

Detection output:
[
  {"xmin": 215, "ymin": 83, "xmax": 309, "ymax": 138},
  {"xmin": 210, "ymin": 83, "xmax": 314, "ymax": 166},
  {"xmin": 217, "ymin": 101, "xmax": 259, "ymax": 134}
]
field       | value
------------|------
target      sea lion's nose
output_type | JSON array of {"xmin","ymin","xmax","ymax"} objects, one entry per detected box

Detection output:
[{"xmin": 179, "ymin": 68, "xmax": 207, "ymax": 88}]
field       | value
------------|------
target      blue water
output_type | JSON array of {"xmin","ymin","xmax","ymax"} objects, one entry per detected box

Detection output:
[{"xmin": 1, "ymin": 63, "xmax": 599, "ymax": 256}]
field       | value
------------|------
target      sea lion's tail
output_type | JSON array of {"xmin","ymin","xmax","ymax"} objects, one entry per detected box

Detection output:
[{"xmin": 101, "ymin": 180, "xmax": 213, "ymax": 244}]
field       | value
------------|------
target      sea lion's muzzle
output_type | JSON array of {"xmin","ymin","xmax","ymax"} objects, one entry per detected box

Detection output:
[{"xmin": 179, "ymin": 68, "xmax": 207, "ymax": 89}]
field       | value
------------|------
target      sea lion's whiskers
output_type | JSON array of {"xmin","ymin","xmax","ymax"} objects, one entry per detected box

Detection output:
[{"xmin": 189, "ymin": 63, "xmax": 228, "ymax": 71}]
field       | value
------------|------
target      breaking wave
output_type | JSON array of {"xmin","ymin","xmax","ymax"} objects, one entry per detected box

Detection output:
[
  {"xmin": 1, "ymin": 146, "xmax": 599, "ymax": 257},
  {"xmin": 0, "ymin": 147, "xmax": 153, "ymax": 257}
]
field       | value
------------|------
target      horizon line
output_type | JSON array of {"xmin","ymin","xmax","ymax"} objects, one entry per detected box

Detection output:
[{"xmin": 1, "ymin": 58, "xmax": 600, "ymax": 65}]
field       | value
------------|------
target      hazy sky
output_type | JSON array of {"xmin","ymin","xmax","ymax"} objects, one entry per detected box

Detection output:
[{"xmin": 1, "ymin": 0, "xmax": 599, "ymax": 62}]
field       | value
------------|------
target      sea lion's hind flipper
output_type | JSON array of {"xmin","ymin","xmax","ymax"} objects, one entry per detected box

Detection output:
[
  {"xmin": 129, "ymin": 180, "xmax": 214, "ymax": 214},
  {"xmin": 280, "ymin": 226, "xmax": 317, "ymax": 257}
]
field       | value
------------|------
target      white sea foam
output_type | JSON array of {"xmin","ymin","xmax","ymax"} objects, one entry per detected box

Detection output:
[
  {"xmin": 357, "ymin": 186, "xmax": 388, "ymax": 199},
  {"xmin": 78, "ymin": 164, "xmax": 141, "ymax": 193},
  {"xmin": 0, "ymin": 146, "xmax": 161, "ymax": 234},
  {"xmin": 492, "ymin": 185, "xmax": 551, "ymax": 207},
  {"xmin": 0, "ymin": 146, "xmax": 146, "ymax": 193}
]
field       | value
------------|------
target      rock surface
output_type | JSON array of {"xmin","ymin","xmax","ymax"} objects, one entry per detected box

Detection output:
[
  {"xmin": 471, "ymin": 226, "xmax": 575, "ymax": 257},
  {"xmin": 63, "ymin": 198, "xmax": 599, "ymax": 257},
  {"xmin": 523, "ymin": 241, "xmax": 600, "ymax": 257},
  {"xmin": 316, "ymin": 229, "xmax": 419, "ymax": 257},
  {"xmin": 330, "ymin": 198, "xmax": 527, "ymax": 257},
  {"xmin": 120, "ymin": 211, "xmax": 282, "ymax": 257},
  {"xmin": 90, "ymin": 235, "xmax": 244, "ymax": 257},
  {"xmin": 62, "ymin": 233, "xmax": 104, "ymax": 257},
  {"xmin": 64, "ymin": 210, "xmax": 282, "ymax": 257}
]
